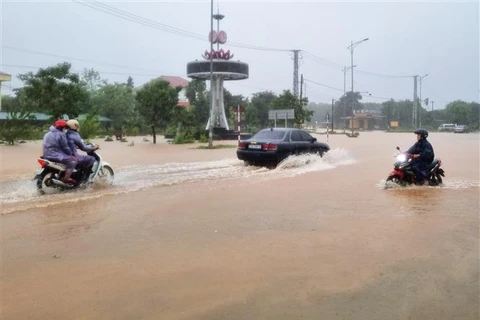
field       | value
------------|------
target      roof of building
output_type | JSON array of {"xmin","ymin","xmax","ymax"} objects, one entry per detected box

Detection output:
[
  {"xmin": 159, "ymin": 75, "xmax": 189, "ymax": 88},
  {"xmin": 176, "ymin": 101, "xmax": 190, "ymax": 107},
  {"xmin": 0, "ymin": 71, "xmax": 11, "ymax": 76}
]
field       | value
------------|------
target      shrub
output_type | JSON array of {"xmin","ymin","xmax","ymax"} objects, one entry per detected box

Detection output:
[{"xmin": 173, "ymin": 132, "xmax": 195, "ymax": 144}]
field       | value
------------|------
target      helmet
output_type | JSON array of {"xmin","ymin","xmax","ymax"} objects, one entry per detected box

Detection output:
[
  {"xmin": 414, "ymin": 128, "xmax": 429, "ymax": 139},
  {"xmin": 67, "ymin": 119, "xmax": 80, "ymax": 131},
  {"xmin": 54, "ymin": 120, "xmax": 67, "ymax": 129}
]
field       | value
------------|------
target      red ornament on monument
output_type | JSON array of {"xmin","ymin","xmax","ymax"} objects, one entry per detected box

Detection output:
[
  {"xmin": 218, "ymin": 31, "xmax": 227, "ymax": 44},
  {"xmin": 209, "ymin": 31, "xmax": 218, "ymax": 43}
]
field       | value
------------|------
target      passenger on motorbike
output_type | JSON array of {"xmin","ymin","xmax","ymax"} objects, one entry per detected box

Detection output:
[
  {"xmin": 42, "ymin": 120, "xmax": 78, "ymax": 184},
  {"xmin": 66, "ymin": 119, "xmax": 99, "ymax": 181},
  {"xmin": 407, "ymin": 128, "xmax": 435, "ymax": 185}
]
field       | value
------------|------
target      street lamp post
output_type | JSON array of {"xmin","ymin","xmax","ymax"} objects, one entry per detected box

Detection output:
[
  {"xmin": 208, "ymin": 0, "xmax": 214, "ymax": 148},
  {"xmin": 347, "ymin": 38, "xmax": 369, "ymax": 135},
  {"xmin": 419, "ymin": 73, "xmax": 428, "ymax": 127},
  {"xmin": 341, "ymin": 65, "xmax": 355, "ymax": 130}
]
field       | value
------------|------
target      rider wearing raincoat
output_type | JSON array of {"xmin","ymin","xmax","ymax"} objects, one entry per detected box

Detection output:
[
  {"xmin": 42, "ymin": 120, "xmax": 77, "ymax": 184},
  {"xmin": 407, "ymin": 128, "xmax": 435, "ymax": 185},
  {"xmin": 66, "ymin": 119, "xmax": 99, "ymax": 180}
]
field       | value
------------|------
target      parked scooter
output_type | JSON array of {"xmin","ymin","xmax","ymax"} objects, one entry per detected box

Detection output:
[{"xmin": 33, "ymin": 144, "xmax": 114, "ymax": 194}]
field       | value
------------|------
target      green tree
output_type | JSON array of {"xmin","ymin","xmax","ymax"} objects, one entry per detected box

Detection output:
[
  {"xmin": 16, "ymin": 62, "xmax": 88, "ymax": 119},
  {"xmin": 186, "ymin": 79, "xmax": 209, "ymax": 132},
  {"xmin": 79, "ymin": 112, "xmax": 102, "ymax": 141},
  {"xmin": 136, "ymin": 79, "xmax": 180, "ymax": 144},
  {"xmin": 246, "ymin": 91, "xmax": 277, "ymax": 130},
  {"xmin": 468, "ymin": 102, "xmax": 479, "ymax": 130},
  {"xmin": 93, "ymin": 82, "xmax": 137, "ymax": 132},
  {"xmin": 446, "ymin": 100, "xmax": 471, "ymax": 125},
  {"xmin": 0, "ymin": 110, "xmax": 36, "ymax": 145},
  {"xmin": 0, "ymin": 95, "xmax": 19, "ymax": 112},
  {"xmin": 272, "ymin": 90, "xmax": 313, "ymax": 126},
  {"xmin": 81, "ymin": 68, "xmax": 105, "ymax": 114}
]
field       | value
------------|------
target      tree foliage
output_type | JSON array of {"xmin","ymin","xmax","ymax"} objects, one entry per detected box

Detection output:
[
  {"xmin": 186, "ymin": 79, "xmax": 210, "ymax": 131},
  {"xmin": 92, "ymin": 82, "xmax": 137, "ymax": 132},
  {"xmin": 136, "ymin": 79, "xmax": 181, "ymax": 143},
  {"xmin": 272, "ymin": 90, "xmax": 313, "ymax": 126},
  {"xmin": 16, "ymin": 62, "xmax": 88, "ymax": 119},
  {"xmin": 0, "ymin": 110, "xmax": 37, "ymax": 145}
]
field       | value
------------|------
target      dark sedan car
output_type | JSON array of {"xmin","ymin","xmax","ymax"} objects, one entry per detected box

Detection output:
[{"xmin": 237, "ymin": 128, "xmax": 330, "ymax": 167}]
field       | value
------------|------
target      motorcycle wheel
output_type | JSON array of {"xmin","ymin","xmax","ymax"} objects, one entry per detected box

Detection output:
[
  {"xmin": 97, "ymin": 165, "xmax": 114, "ymax": 185},
  {"xmin": 435, "ymin": 173, "xmax": 443, "ymax": 184},
  {"xmin": 386, "ymin": 175, "xmax": 408, "ymax": 187},
  {"xmin": 36, "ymin": 169, "xmax": 58, "ymax": 195}
]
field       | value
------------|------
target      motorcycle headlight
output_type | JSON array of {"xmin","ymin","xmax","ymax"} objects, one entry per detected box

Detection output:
[{"xmin": 396, "ymin": 154, "xmax": 407, "ymax": 162}]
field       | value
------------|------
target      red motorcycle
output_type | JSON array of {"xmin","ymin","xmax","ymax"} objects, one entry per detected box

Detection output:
[{"xmin": 386, "ymin": 147, "xmax": 445, "ymax": 186}]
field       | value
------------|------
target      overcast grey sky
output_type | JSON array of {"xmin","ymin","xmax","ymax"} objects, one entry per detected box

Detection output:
[{"xmin": 1, "ymin": 0, "xmax": 479, "ymax": 109}]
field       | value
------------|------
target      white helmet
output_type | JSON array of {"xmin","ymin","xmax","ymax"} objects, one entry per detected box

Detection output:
[{"xmin": 67, "ymin": 119, "xmax": 80, "ymax": 131}]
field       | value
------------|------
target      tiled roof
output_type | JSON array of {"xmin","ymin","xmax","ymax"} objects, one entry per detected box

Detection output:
[
  {"xmin": 0, "ymin": 71, "xmax": 11, "ymax": 76},
  {"xmin": 176, "ymin": 101, "xmax": 190, "ymax": 107},
  {"xmin": 159, "ymin": 75, "xmax": 189, "ymax": 88}
]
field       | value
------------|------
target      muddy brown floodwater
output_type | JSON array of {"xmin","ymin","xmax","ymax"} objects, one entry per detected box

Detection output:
[{"xmin": 1, "ymin": 131, "xmax": 479, "ymax": 320}]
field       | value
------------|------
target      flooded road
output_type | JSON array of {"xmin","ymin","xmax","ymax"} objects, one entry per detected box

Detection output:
[{"xmin": 1, "ymin": 131, "xmax": 479, "ymax": 319}]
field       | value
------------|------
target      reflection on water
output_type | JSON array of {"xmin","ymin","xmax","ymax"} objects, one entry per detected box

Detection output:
[{"xmin": 1, "ymin": 148, "xmax": 355, "ymax": 215}]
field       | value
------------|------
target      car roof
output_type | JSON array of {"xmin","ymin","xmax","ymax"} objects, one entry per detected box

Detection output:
[{"xmin": 259, "ymin": 127, "xmax": 303, "ymax": 132}]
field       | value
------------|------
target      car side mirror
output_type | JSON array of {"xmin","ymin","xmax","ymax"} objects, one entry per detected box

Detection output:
[{"xmin": 311, "ymin": 137, "xmax": 317, "ymax": 142}]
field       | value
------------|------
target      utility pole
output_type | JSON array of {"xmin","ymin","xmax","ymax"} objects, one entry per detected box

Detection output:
[
  {"xmin": 412, "ymin": 75, "xmax": 418, "ymax": 129},
  {"xmin": 331, "ymin": 99, "xmax": 335, "ymax": 132},
  {"xmin": 292, "ymin": 50, "xmax": 300, "ymax": 97},
  {"xmin": 208, "ymin": 0, "xmax": 214, "ymax": 148},
  {"xmin": 299, "ymin": 74, "xmax": 304, "ymax": 100},
  {"xmin": 431, "ymin": 100, "xmax": 434, "ymax": 111},
  {"xmin": 418, "ymin": 74, "xmax": 428, "ymax": 128},
  {"xmin": 347, "ymin": 38, "xmax": 368, "ymax": 136}
]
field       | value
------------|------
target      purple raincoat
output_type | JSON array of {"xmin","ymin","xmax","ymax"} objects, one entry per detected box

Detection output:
[
  {"xmin": 42, "ymin": 126, "xmax": 74, "ymax": 162},
  {"xmin": 66, "ymin": 129, "xmax": 96, "ymax": 167}
]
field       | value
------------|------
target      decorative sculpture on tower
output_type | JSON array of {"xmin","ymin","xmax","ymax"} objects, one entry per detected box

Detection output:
[{"xmin": 187, "ymin": 12, "xmax": 249, "ymax": 132}]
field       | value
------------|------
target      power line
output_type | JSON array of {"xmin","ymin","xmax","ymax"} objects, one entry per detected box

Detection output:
[
  {"xmin": 2, "ymin": 45, "xmax": 166, "ymax": 73},
  {"xmin": 75, "ymin": 0, "xmax": 292, "ymax": 52},
  {"xmin": 1, "ymin": 63, "xmax": 163, "ymax": 77},
  {"xmin": 303, "ymin": 78, "xmax": 344, "ymax": 92},
  {"xmin": 301, "ymin": 51, "xmax": 345, "ymax": 69},
  {"xmin": 75, "ymin": 1, "xmax": 413, "ymax": 81},
  {"xmin": 303, "ymin": 50, "xmax": 414, "ymax": 79},
  {"xmin": 356, "ymin": 69, "xmax": 413, "ymax": 78}
]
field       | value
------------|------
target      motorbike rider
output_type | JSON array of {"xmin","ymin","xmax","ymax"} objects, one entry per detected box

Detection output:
[
  {"xmin": 42, "ymin": 120, "xmax": 78, "ymax": 184},
  {"xmin": 66, "ymin": 119, "xmax": 99, "ymax": 181},
  {"xmin": 407, "ymin": 128, "xmax": 435, "ymax": 185}
]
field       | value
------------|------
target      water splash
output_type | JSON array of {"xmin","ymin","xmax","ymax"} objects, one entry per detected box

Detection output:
[
  {"xmin": 379, "ymin": 178, "xmax": 479, "ymax": 190},
  {"xmin": 1, "ymin": 150, "xmax": 356, "ymax": 215}
]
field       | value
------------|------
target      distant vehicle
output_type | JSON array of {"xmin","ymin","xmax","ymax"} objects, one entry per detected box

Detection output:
[
  {"xmin": 438, "ymin": 123, "xmax": 456, "ymax": 132},
  {"xmin": 236, "ymin": 127, "xmax": 330, "ymax": 167},
  {"xmin": 453, "ymin": 125, "xmax": 469, "ymax": 133}
]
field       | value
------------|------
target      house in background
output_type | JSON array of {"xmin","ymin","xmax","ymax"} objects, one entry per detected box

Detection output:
[
  {"xmin": 0, "ymin": 71, "xmax": 12, "ymax": 111},
  {"xmin": 342, "ymin": 111, "xmax": 386, "ymax": 130},
  {"xmin": 158, "ymin": 75, "xmax": 190, "ymax": 107}
]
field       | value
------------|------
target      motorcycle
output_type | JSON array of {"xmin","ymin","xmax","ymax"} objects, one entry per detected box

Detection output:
[
  {"xmin": 386, "ymin": 146, "xmax": 445, "ymax": 186},
  {"xmin": 33, "ymin": 144, "xmax": 114, "ymax": 194}
]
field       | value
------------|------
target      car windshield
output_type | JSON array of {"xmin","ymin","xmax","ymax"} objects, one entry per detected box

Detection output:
[{"xmin": 252, "ymin": 130, "xmax": 286, "ymax": 140}]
